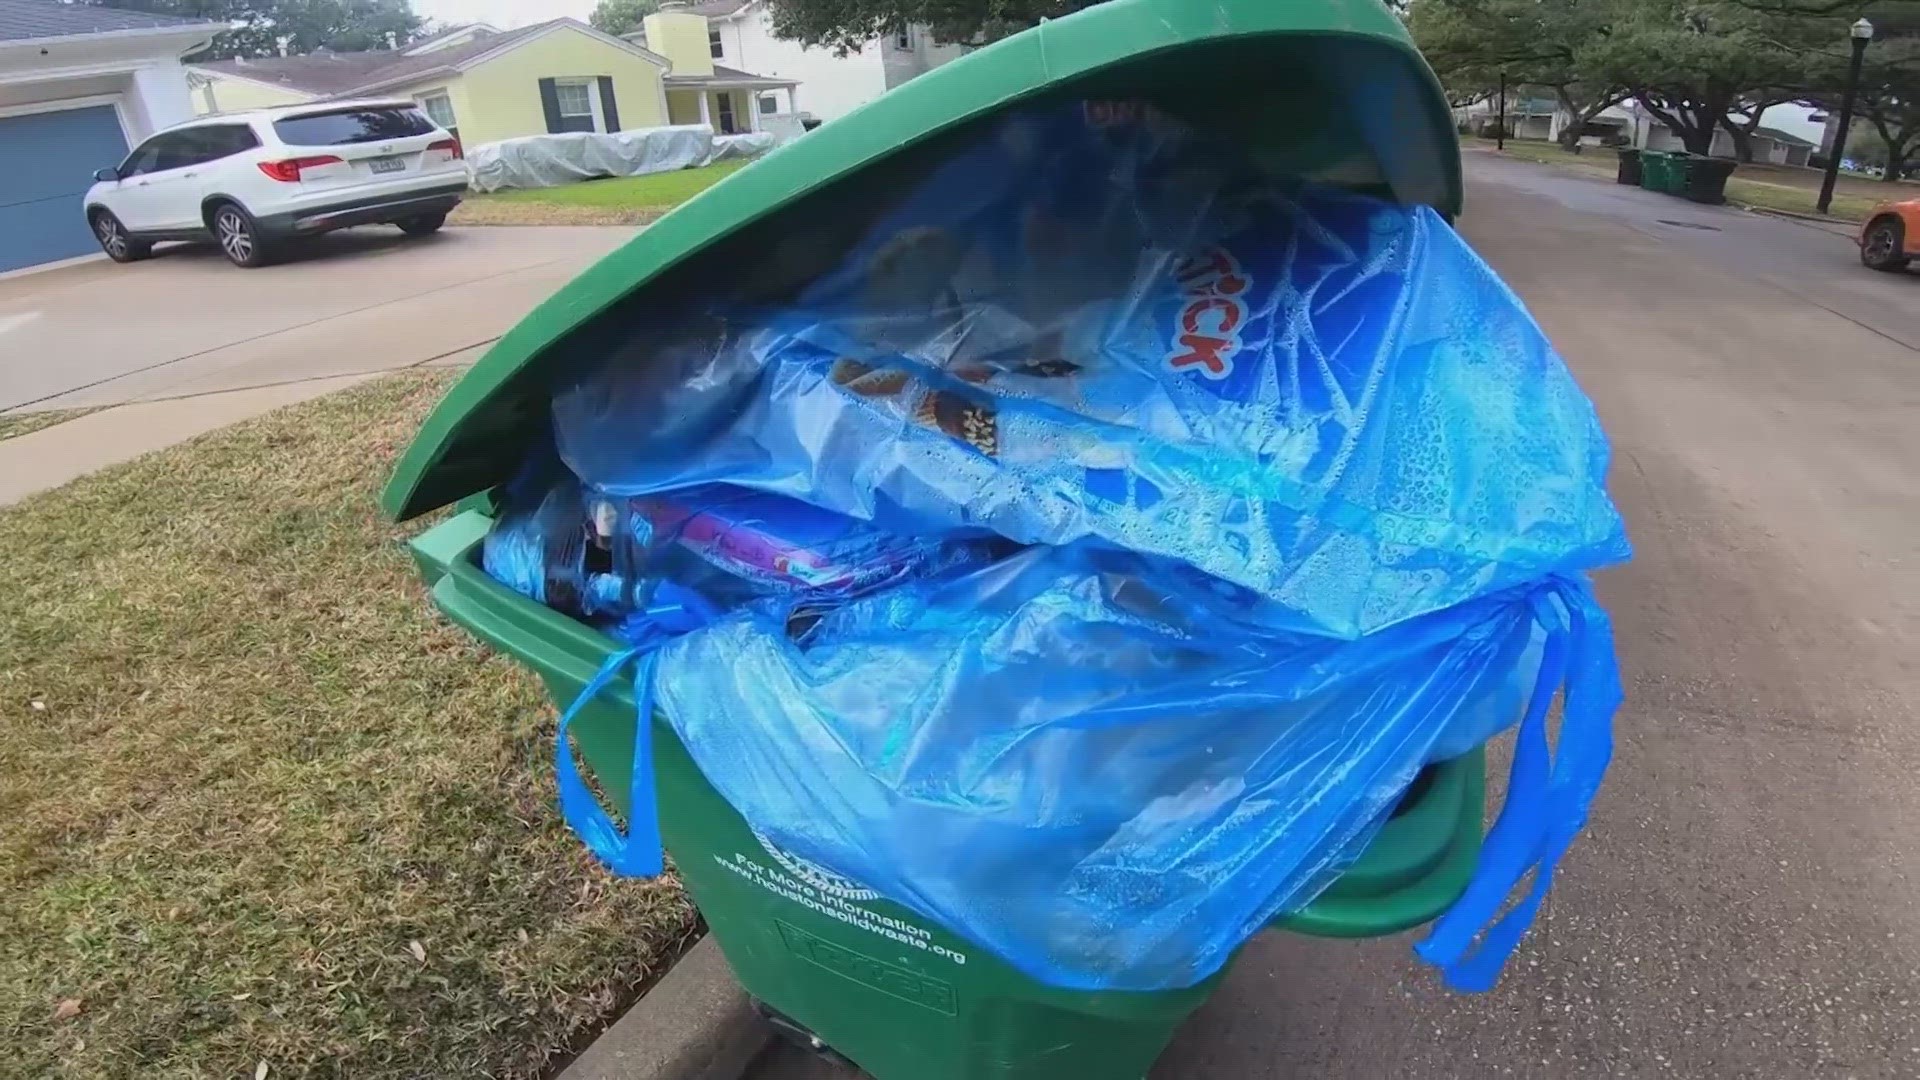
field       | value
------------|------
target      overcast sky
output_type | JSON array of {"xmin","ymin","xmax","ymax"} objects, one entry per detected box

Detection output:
[{"xmin": 411, "ymin": 0, "xmax": 598, "ymax": 30}]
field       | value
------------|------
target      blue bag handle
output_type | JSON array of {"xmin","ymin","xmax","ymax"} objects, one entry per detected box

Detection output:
[
  {"xmin": 1415, "ymin": 575, "xmax": 1621, "ymax": 991},
  {"xmin": 553, "ymin": 645, "xmax": 666, "ymax": 878}
]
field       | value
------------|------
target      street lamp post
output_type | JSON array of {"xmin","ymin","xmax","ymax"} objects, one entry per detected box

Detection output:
[
  {"xmin": 1817, "ymin": 17, "xmax": 1874, "ymax": 215},
  {"xmin": 1497, "ymin": 71, "xmax": 1506, "ymax": 151}
]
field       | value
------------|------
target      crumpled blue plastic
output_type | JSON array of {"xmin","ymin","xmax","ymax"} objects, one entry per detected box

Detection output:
[
  {"xmin": 659, "ymin": 548, "xmax": 1613, "ymax": 991},
  {"xmin": 519, "ymin": 99, "xmax": 1632, "ymax": 993},
  {"xmin": 554, "ymin": 105, "xmax": 1629, "ymax": 640}
]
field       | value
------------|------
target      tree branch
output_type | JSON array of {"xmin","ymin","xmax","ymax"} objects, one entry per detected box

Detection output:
[
  {"xmin": 1722, "ymin": 0, "xmax": 1862, "ymax": 15},
  {"xmin": 1635, "ymin": 94, "xmax": 1688, "ymax": 136}
]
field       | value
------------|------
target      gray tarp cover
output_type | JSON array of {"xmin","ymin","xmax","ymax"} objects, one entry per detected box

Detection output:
[{"xmin": 467, "ymin": 124, "xmax": 778, "ymax": 193}]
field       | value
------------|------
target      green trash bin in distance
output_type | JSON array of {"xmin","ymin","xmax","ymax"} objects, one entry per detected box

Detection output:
[
  {"xmin": 1638, "ymin": 149, "xmax": 1669, "ymax": 191},
  {"xmin": 385, "ymin": 2, "xmax": 1483, "ymax": 1077}
]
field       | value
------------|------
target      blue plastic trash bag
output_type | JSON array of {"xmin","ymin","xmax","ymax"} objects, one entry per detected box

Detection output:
[
  {"xmin": 553, "ymin": 102, "xmax": 1629, "ymax": 639},
  {"xmin": 509, "ymin": 99, "xmax": 1631, "ymax": 994},
  {"xmin": 641, "ymin": 546, "xmax": 1615, "ymax": 991}
]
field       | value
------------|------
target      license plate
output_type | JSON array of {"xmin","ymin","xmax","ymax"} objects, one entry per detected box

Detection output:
[{"xmin": 368, "ymin": 156, "xmax": 407, "ymax": 174}]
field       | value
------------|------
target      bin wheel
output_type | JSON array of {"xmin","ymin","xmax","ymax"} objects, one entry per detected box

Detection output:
[{"xmin": 751, "ymin": 998, "xmax": 860, "ymax": 1071}]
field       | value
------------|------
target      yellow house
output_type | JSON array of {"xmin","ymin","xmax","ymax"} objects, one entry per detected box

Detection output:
[
  {"xmin": 185, "ymin": 17, "xmax": 790, "ymax": 148},
  {"xmin": 632, "ymin": 7, "xmax": 802, "ymax": 135}
]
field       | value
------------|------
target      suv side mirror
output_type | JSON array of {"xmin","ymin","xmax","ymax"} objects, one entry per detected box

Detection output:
[{"xmin": 94, "ymin": 167, "xmax": 121, "ymax": 182}]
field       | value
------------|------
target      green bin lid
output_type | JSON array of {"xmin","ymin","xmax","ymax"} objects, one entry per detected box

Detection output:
[{"xmin": 383, "ymin": 0, "xmax": 1460, "ymax": 521}]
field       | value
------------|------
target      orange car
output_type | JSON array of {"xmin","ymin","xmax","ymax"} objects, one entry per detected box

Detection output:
[{"xmin": 1859, "ymin": 198, "xmax": 1920, "ymax": 271}]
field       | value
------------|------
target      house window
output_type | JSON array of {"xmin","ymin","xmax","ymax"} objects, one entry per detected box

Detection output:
[
  {"xmin": 715, "ymin": 92, "xmax": 737, "ymax": 134},
  {"xmin": 554, "ymin": 78, "xmax": 599, "ymax": 133},
  {"xmin": 709, "ymin": 26, "xmax": 724, "ymax": 58},
  {"xmin": 759, "ymin": 93, "xmax": 778, "ymax": 115},
  {"xmin": 417, "ymin": 90, "xmax": 458, "ymax": 138},
  {"xmin": 895, "ymin": 26, "xmax": 913, "ymax": 49}
]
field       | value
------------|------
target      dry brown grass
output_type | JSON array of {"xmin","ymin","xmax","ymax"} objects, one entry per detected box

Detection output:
[
  {"xmin": 0, "ymin": 408, "xmax": 100, "ymax": 442},
  {"xmin": 0, "ymin": 371, "xmax": 694, "ymax": 1079}
]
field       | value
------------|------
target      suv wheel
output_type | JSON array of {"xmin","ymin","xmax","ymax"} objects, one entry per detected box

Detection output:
[
  {"xmin": 211, "ymin": 202, "xmax": 274, "ymax": 268},
  {"xmin": 398, "ymin": 213, "xmax": 447, "ymax": 237},
  {"xmin": 1861, "ymin": 216, "xmax": 1910, "ymax": 272},
  {"xmin": 91, "ymin": 210, "xmax": 151, "ymax": 263}
]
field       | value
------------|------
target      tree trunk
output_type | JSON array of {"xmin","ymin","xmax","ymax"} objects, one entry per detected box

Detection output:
[
  {"xmin": 1868, "ymin": 114, "xmax": 1915, "ymax": 182},
  {"xmin": 1724, "ymin": 123, "xmax": 1754, "ymax": 163},
  {"xmin": 1680, "ymin": 93, "xmax": 1734, "ymax": 156},
  {"xmin": 1678, "ymin": 118, "xmax": 1716, "ymax": 156},
  {"xmin": 1553, "ymin": 86, "xmax": 1581, "ymax": 149},
  {"xmin": 1723, "ymin": 101, "xmax": 1777, "ymax": 165},
  {"xmin": 1637, "ymin": 95, "xmax": 1718, "ymax": 156}
]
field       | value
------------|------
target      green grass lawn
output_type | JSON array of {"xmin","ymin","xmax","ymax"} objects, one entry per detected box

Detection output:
[
  {"xmin": 1488, "ymin": 139, "xmax": 1621, "ymax": 180},
  {"xmin": 453, "ymin": 160, "xmax": 750, "ymax": 226},
  {"xmin": 1719, "ymin": 178, "xmax": 1880, "ymax": 223},
  {"xmin": 0, "ymin": 371, "xmax": 694, "ymax": 1078}
]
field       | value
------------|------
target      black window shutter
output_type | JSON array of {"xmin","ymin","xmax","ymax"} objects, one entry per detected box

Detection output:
[
  {"xmin": 596, "ymin": 76, "xmax": 621, "ymax": 133},
  {"xmin": 538, "ymin": 77, "xmax": 563, "ymax": 134}
]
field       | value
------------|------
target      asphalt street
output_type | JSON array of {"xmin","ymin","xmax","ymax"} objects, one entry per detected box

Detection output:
[{"xmin": 754, "ymin": 152, "xmax": 1920, "ymax": 1078}]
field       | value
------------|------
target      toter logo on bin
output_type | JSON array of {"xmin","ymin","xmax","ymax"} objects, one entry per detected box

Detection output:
[
  {"xmin": 1167, "ymin": 246, "xmax": 1250, "ymax": 380},
  {"xmin": 754, "ymin": 831, "xmax": 880, "ymax": 901}
]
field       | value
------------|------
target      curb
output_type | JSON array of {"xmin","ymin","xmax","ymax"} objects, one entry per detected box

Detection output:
[
  {"xmin": 559, "ymin": 937, "xmax": 773, "ymax": 1080},
  {"xmin": 1735, "ymin": 203, "xmax": 1864, "ymax": 228}
]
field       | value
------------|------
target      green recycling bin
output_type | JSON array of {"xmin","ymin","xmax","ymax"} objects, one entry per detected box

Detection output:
[
  {"xmin": 1638, "ymin": 149, "xmax": 1671, "ymax": 191},
  {"xmin": 406, "ymin": 510, "xmax": 1486, "ymax": 1080},
  {"xmin": 384, "ymin": 2, "xmax": 1480, "ymax": 1077}
]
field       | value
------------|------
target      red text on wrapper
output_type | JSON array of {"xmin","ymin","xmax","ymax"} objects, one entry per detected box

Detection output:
[{"xmin": 1167, "ymin": 247, "xmax": 1250, "ymax": 379}]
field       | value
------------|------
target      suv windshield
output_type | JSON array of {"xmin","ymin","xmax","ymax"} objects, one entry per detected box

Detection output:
[{"xmin": 274, "ymin": 107, "xmax": 437, "ymax": 146}]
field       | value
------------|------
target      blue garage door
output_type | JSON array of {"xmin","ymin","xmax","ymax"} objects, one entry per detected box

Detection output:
[{"xmin": 0, "ymin": 105, "xmax": 130, "ymax": 273}]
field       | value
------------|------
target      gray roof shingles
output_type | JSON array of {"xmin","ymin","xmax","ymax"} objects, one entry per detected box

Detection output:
[
  {"xmin": 665, "ymin": 62, "xmax": 795, "ymax": 86},
  {"xmin": 685, "ymin": 0, "xmax": 751, "ymax": 17},
  {"xmin": 194, "ymin": 20, "xmax": 551, "ymax": 96},
  {"xmin": 0, "ymin": 0, "xmax": 216, "ymax": 42},
  {"xmin": 198, "ymin": 17, "xmax": 787, "ymax": 96},
  {"xmin": 194, "ymin": 52, "xmax": 406, "ymax": 95}
]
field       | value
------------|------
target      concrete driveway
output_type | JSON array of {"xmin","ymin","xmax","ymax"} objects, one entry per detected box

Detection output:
[
  {"xmin": 756, "ymin": 153, "xmax": 1920, "ymax": 1078},
  {"xmin": 0, "ymin": 225, "xmax": 633, "ymax": 412}
]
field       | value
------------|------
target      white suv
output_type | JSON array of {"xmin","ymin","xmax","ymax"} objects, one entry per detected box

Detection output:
[{"xmin": 83, "ymin": 101, "xmax": 468, "ymax": 268}]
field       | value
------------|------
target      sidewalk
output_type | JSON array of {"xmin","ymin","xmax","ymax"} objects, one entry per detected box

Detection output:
[
  {"xmin": 0, "ymin": 339, "xmax": 483, "ymax": 507},
  {"xmin": 1, "ymin": 373, "xmax": 376, "ymax": 506}
]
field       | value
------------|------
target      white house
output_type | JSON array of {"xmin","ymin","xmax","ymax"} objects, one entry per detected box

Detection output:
[
  {"xmin": 0, "ymin": 0, "xmax": 222, "ymax": 273},
  {"xmin": 1459, "ymin": 92, "xmax": 1817, "ymax": 168},
  {"xmin": 1756, "ymin": 101, "xmax": 1828, "ymax": 146},
  {"xmin": 657, "ymin": 0, "xmax": 967, "ymax": 125},
  {"xmin": 1555, "ymin": 101, "xmax": 1815, "ymax": 166}
]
